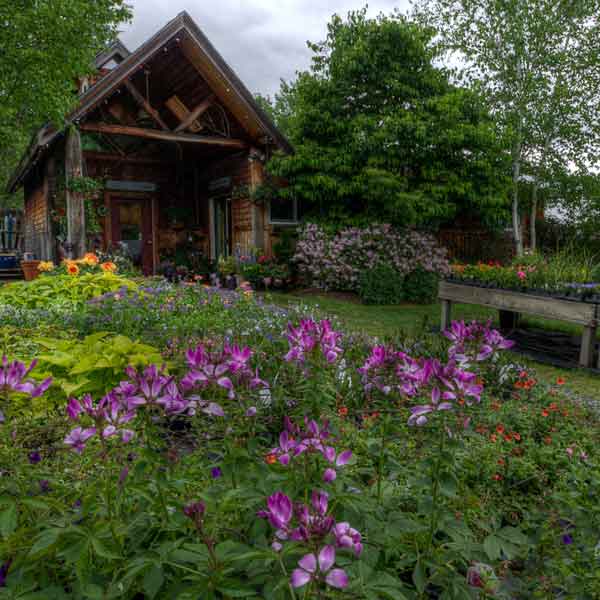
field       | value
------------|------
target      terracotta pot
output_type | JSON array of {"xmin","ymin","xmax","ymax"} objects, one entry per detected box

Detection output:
[{"xmin": 21, "ymin": 260, "xmax": 41, "ymax": 281}]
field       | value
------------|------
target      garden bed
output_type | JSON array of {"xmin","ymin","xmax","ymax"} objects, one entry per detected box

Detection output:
[
  {"xmin": 1, "ymin": 263, "xmax": 600, "ymax": 598},
  {"xmin": 439, "ymin": 280, "xmax": 600, "ymax": 367}
]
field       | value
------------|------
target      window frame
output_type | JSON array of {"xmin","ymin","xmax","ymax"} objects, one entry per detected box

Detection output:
[{"xmin": 268, "ymin": 197, "xmax": 299, "ymax": 226}]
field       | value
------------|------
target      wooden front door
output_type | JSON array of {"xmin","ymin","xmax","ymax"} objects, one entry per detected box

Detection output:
[{"xmin": 110, "ymin": 197, "xmax": 153, "ymax": 274}]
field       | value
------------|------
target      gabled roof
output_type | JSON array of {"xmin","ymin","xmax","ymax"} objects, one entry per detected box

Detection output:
[
  {"xmin": 94, "ymin": 39, "xmax": 130, "ymax": 69},
  {"xmin": 8, "ymin": 11, "xmax": 292, "ymax": 193}
]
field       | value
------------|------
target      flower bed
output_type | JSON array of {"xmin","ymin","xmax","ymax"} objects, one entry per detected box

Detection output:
[
  {"xmin": 450, "ymin": 259, "xmax": 600, "ymax": 303},
  {"xmin": 0, "ymin": 278, "xmax": 599, "ymax": 598}
]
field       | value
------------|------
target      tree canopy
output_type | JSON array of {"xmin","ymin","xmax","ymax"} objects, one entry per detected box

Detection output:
[
  {"xmin": 0, "ymin": 0, "xmax": 131, "ymax": 203},
  {"xmin": 415, "ymin": 0, "xmax": 600, "ymax": 252},
  {"xmin": 263, "ymin": 9, "xmax": 511, "ymax": 229}
]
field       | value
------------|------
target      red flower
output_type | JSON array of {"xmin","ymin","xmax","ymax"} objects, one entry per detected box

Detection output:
[
  {"xmin": 541, "ymin": 409, "xmax": 550, "ymax": 417},
  {"xmin": 496, "ymin": 424, "xmax": 505, "ymax": 434},
  {"xmin": 492, "ymin": 473, "xmax": 503, "ymax": 481},
  {"xmin": 338, "ymin": 406, "xmax": 348, "ymax": 417},
  {"xmin": 556, "ymin": 377, "xmax": 566, "ymax": 386}
]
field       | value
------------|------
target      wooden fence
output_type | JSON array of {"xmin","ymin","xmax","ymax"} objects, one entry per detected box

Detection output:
[{"xmin": 437, "ymin": 229, "xmax": 515, "ymax": 264}]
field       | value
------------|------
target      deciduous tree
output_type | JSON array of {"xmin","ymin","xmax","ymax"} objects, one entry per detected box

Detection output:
[{"xmin": 264, "ymin": 9, "xmax": 510, "ymax": 229}]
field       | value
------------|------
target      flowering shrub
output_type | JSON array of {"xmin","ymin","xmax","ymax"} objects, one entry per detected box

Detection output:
[{"xmin": 294, "ymin": 222, "xmax": 450, "ymax": 291}]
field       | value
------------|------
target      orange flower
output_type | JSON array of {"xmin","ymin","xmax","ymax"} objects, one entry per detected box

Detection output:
[
  {"xmin": 556, "ymin": 377, "xmax": 566, "ymax": 386},
  {"xmin": 83, "ymin": 252, "xmax": 99, "ymax": 265},
  {"xmin": 541, "ymin": 409, "xmax": 550, "ymax": 417},
  {"xmin": 265, "ymin": 454, "xmax": 277, "ymax": 465},
  {"xmin": 338, "ymin": 406, "xmax": 348, "ymax": 417},
  {"xmin": 100, "ymin": 261, "xmax": 117, "ymax": 273},
  {"xmin": 66, "ymin": 262, "xmax": 79, "ymax": 276}
]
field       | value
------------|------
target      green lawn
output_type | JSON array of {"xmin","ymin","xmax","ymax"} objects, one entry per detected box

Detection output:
[{"xmin": 268, "ymin": 291, "xmax": 600, "ymax": 399}]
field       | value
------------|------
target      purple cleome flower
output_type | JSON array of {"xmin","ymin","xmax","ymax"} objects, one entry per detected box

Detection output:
[
  {"xmin": 259, "ymin": 488, "xmax": 362, "ymax": 589},
  {"xmin": 268, "ymin": 417, "xmax": 352, "ymax": 483},
  {"xmin": 0, "ymin": 357, "xmax": 52, "ymax": 423},
  {"xmin": 291, "ymin": 545, "xmax": 349, "ymax": 589},
  {"xmin": 285, "ymin": 319, "xmax": 343, "ymax": 365}
]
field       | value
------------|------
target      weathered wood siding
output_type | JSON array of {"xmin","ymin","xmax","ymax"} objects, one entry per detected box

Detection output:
[{"xmin": 23, "ymin": 159, "xmax": 54, "ymax": 260}]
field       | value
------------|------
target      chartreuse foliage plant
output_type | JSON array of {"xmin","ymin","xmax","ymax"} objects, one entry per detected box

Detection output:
[
  {"xmin": 0, "ymin": 273, "xmax": 138, "ymax": 309},
  {"xmin": 0, "ymin": 281, "xmax": 599, "ymax": 598},
  {"xmin": 33, "ymin": 332, "xmax": 163, "ymax": 400}
]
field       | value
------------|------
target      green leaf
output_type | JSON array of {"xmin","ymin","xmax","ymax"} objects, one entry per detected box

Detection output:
[
  {"xmin": 143, "ymin": 565, "xmax": 164, "ymax": 599},
  {"xmin": 91, "ymin": 537, "xmax": 121, "ymax": 560},
  {"xmin": 0, "ymin": 502, "xmax": 17, "ymax": 537},
  {"xmin": 29, "ymin": 529, "xmax": 61, "ymax": 556},
  {"xmin": 483, "ymin": 534, "xmax": 502, "ymax": 560},
  {"xmin": 412, "ymin": 559, "xmax": 427, "ymax": 594}
]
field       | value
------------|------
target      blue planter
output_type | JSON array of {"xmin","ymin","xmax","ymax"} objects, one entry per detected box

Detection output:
[{"xmin": 0, "ymin": 254, "xmax": 18, "ymax": 269}]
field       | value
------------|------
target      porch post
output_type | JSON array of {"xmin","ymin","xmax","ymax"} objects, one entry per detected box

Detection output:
[
  {"xmin": 249, "ymin": 148, "xmax": 265, "ymax": 251},
  {"xmin": 65, "ymin": 126, "xmax": 86, "ymax": 259}
]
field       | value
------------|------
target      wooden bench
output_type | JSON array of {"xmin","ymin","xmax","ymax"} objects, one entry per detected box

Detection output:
[{"xmin": 439, "ymin": 281, "xmax": 599, "ymax": 368}]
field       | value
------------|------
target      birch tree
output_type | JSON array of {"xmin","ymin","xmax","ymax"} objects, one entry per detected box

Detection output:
[{"xmin": 415, "ymin": 0, "xmax": 600, "ymax": 254}]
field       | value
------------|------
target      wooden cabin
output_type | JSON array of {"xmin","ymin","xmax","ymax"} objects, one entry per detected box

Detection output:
[{"xmin": 7, "ymin": 12, "xmax": 293, "ymax": 274}]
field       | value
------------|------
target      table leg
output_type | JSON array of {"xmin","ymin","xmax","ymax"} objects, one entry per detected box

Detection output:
[
  {"xmin": 441, "ymin": 299, "xmax": 452, "ymax": 332},
  {"xmin": 580, "ymin": 325, "xmax": 596, "ymax": 368},
  {"xmin": 499, "ymin": 310, "xmax": 519, "ymax": 331}
]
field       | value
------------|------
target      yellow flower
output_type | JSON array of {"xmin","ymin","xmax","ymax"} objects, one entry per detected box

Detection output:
[
  {"xmin": 100, "ymin": 261, "xmax": 117, "ymax": 273},
  {"xmin": 82, "ymin": 252, "xmax": 99, "ymax": 265},
  {"xmin": 66, "ymin": 262, "xmax": 80, "ymax": 276},
  {"xmin": 38, "ymin": 261, "xmax": 55, "ymax": 272}
]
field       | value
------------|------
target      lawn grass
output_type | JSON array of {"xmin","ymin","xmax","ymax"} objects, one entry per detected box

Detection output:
[{"xmin": 267, "ymin": 290, "xmax": 600, "ymax": 399}]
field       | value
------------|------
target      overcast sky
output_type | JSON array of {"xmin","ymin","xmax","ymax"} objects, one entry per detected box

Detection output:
[{"xmin": 120, "ymin": 1, "xmax": 411, "ymax": 97}]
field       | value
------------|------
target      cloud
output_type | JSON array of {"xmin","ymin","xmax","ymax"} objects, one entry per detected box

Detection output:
[{"xmin": 119, "ymin": 0, "xmax": 410, "ymax": 96}]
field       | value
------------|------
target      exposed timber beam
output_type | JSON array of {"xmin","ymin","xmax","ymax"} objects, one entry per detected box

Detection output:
[
  {"xmin": 79, "ymin": 122, "xmax": 247, "ymax": 148},
  {"xmin": 123, "ymin": 80, "xmax": 170, "ymax": 130},
  {"xmin": 175, "ymin": 94, "xmax": 215, "ymax": 132}
]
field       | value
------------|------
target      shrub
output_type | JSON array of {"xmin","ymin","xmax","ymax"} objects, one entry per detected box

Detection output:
[
  {"xmin": 403, "ymin": 267, "xmax": 440, "ymax": 304},
  {"xmin": 358, "ymin": 264, "xmax": 404, "ymax": 305},
  {"xmin": 294, "ymin": 223, "xmax": 450, "ymax": 291}
]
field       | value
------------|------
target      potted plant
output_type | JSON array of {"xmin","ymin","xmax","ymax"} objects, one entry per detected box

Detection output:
[{"xmin": 21, "ymin": 253, "xmax": 41, "ymax": 281}]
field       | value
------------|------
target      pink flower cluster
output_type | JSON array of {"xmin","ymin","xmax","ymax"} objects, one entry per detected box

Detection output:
[
  {"xmin": 285, "ymin": 319, "xmax": 343, "ymax": 365},
  {"xmin": 258, "ymin": 490, "xmax": 362, "ymax": 590},
  {"xmin": 0, "ymin": 357, "xmax": 52, "ymax": 424},
  {"xmin": 65, "ymin": 343, "xmax": 269, "ymax": 453},
  {"xmin": 269, "ymin": 417, "xmax": 352, "ymax": 483},
  {"xmin": 444, "ymin": 320, "xmax": 514, "ymax": 366},
  {"xmin": 182, "ymin": 342, "xmax": 268, "ymax": 404},
  {"xmin": 294, "ymin": 223, "xmax": 450, "ymax": 291},
  {"xmin": 359, "ymin": 346, "xmax": 483, "ymax": 426}
]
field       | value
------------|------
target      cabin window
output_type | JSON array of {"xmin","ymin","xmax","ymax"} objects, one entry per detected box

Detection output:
[{"xmin": 269, "ymin": 197, "xmax": 299, "ymax": 225}]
